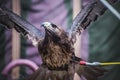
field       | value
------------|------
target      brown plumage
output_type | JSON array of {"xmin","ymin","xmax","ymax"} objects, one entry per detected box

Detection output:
[
  {"xmin": 26, "ymin": 22, "xmax": 106, "ymax": 80},
  {"xmin": 38, "ymin": 24, "xmax": 74, "ymax": 69}
]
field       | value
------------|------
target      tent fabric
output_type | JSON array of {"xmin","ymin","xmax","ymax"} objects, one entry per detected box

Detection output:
[{"xmin": 88, "ymin": 1, "xmax": 120, "ymax": 80}]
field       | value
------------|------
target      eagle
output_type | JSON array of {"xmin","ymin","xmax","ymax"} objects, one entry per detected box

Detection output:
[
  {"xmin": 0, "ymin": 0, "xmax": 117, "ymax": 80},
  {"xmin": 28, "ymin": 22, "xmax": 105, "ymax": 80}
]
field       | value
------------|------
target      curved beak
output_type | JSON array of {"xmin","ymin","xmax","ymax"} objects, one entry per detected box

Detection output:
[
  {"xmin": 41, "ymin": 22, "xmax": 54, "ymax": 32},
  {"xmin": 41, "ymin": 22, "xmax": 58, "ymax": 36}
]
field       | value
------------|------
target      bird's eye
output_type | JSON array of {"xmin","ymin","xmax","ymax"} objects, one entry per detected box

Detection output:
[{"xmin": 51, "ymin": 24, "xmax": 57, "ymax": 28}]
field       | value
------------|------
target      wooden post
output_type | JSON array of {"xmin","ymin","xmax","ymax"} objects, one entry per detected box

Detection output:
[
  {"xmin": 73, "ymin": 0, "xmax": 82, "ymax": 80},
  {"xmin": 73, "ymin": 0, "xmax": 82, "ymax": 58},
  {"xmin": 11, "ymin": 0, "xmax": 21, "ymax": 79}
]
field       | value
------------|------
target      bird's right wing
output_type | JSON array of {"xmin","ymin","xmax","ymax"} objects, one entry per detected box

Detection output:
[{"xmin": 0, "ymin": 7, "xmax": 45, "ymax": 46}]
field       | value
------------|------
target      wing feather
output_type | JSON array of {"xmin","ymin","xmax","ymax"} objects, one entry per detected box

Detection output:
[
  {"xmin": 0, "ymin": 7, "xmax": 45, "ymax": 46},
  {"xmin": 69, "ymin": 0, "xmax": 118, "ymax": 43}
]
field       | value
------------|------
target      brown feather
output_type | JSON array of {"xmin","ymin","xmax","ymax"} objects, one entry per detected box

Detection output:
[{"xmin": 38, "ymin": 28, "xmax": 74, "ymax": 70}]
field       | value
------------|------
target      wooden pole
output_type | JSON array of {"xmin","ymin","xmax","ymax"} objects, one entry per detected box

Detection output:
[
  {"xmin": 73, "ymin": 0, "xmax": 82, "ymax": 58},
  {"xmin": 73, "ymin": 0, "xmax": 82, "ymax": 80},
  {"xmin": 11, "ymin": 0, "xmax": 21, "ymax": 79}
]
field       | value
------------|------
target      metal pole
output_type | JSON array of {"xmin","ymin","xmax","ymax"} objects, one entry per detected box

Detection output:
[{"xmin": 100, "ymin": 0, "xmax": 120, "ymax": 20}]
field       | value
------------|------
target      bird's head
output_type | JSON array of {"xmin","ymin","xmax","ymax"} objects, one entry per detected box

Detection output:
[
  {"xmin": 41, "ymin": 22, "xmax": 64, "ymax": 38},
  {"xmin": 41, "ymin": 21, "xmax": 72, "ymax": 48}
]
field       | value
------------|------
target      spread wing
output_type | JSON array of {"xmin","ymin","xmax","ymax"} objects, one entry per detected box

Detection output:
[
  {"xmin": 69, "ymin": 0, "xmax": 118, "ymax": 43},
  {"xmin": 0, "ymin": 7, "xmax": 45, "ymax": 46}
]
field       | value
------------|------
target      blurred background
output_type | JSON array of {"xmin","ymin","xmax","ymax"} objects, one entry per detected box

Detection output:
[{"xmin": 0, "ymin": 0, "xmax": 120, "ymax": 80}]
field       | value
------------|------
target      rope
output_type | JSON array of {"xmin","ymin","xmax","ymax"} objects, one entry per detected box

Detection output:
[
  {"xmin": 79, "ymin": 61, "xmax": 120, "ymax": 66},
  {"xmin": 100, "ymin": 62, "xmax": 120, "ymax": 66}
]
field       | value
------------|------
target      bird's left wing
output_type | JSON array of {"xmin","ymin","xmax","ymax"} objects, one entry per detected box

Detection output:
[
  {"xmin": 0, "ymin": 7, "xmax": 45, "ymax": 46},
  {"xmin": 69, "ymin": 0, "xmax": 118, "ymax": 43}
]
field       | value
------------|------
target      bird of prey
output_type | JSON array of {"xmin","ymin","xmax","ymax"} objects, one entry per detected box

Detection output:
[{"xmin": 0, "ymin": 0, "xmax": 118, "ymax": 80}]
